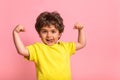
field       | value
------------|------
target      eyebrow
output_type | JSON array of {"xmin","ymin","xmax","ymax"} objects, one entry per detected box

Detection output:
[
  {"xmin": 40, "ymin": 29, "xmax": 47, "ymax": 31},
  {"xmin": 41, "ymin": 28, "xmax": 57, "ymax": 31}
]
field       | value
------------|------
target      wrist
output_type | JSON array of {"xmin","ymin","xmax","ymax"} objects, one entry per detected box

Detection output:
[
  {"xmin": 13, "ymin": 30, "xmax": 19, "ymax": 34},
  {"xmin": 78, "ymin": 27, "xmax": 83, "ymax": 31}
]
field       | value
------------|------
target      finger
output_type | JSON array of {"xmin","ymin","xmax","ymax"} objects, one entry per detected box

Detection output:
[
  {"xmin": 73, "ymin": 26, "xmax": 78, "ymax": 29},
  {"xmin": 20, "ymin": 28, "xmax": 25, "ymax": 32}
]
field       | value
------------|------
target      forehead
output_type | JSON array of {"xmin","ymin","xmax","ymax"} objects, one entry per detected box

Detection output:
[{"xmin": 41, "ymin": 25, "xmax": 58, "ymax": 30}]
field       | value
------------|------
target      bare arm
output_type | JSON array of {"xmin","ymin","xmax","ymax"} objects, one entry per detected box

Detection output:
[
  {"xmin": 13, "ymin": 25, "xmax": 29, "ymax": 57},
  {"xmin": 74, "ymin": 23, "xmax": 86, "ymax": 50}
]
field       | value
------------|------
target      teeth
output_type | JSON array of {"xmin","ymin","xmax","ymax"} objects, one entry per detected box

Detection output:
[
  {"xmin": 46, "ymin": 39, "xmax": 50, "ymax": 41},
  {"xmin": 46, "ymin": 39, "xmax": 53, "ymax": 42}
]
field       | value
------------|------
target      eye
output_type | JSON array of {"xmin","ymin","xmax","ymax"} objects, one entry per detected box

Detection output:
[
  {"xmin": 51, "ymin": 30, "xmax": 56, "ymax": 33},
  {"xmin": 41, "ymin": 30, "xmax": 47, "ymax": 34}
]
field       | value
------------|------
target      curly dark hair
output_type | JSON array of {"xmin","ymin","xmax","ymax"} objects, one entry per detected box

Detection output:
[{"xmin": 35, "ymin": 11, "xmax": 64, "ymax": 33}]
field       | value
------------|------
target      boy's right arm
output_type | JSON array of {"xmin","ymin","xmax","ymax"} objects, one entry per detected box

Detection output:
[{"xmin": 13, "ymin": 25, "xmax": 29, "ymax": 57}]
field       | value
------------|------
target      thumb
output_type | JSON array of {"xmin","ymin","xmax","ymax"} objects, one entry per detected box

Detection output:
[{"xmin": 19, "ymin": 27, "xmax": 26, "ymax": 32}]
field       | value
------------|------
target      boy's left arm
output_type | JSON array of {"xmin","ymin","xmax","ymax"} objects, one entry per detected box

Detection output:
[{"xmin": 74, "ymin": 23, "xmax": 86, "ymax": 50}]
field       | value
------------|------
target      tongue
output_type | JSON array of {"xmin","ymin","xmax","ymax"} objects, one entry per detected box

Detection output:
[{"xmin": 47, "ymin": 39, "xmax": 53, "ymax": 43}]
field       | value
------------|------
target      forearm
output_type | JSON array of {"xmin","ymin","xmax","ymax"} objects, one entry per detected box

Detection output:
[
  {"xmin": 77, "ymin": 28, "xmax": 86, "ymax": 48},
  {"xmin": 74, "ymin": 23, "xmax": 86, "ymax": 50},
  {"xmin": 13, "ymin": 31, "xmax": 29, "ymax": 56},
  {"xmin": 76, "ymin": 29, "xmax": 86, "ymax": 50}
]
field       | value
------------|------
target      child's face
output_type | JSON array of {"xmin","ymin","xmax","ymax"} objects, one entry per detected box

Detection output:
[{"xmin": 39, "ymin": 25, "xmax": 61, "ymax": 46}]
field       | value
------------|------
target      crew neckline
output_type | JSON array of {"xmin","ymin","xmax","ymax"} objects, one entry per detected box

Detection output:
[{"xmin": 36, "ymin": 41, "xmax": 61, "ymax": 47}]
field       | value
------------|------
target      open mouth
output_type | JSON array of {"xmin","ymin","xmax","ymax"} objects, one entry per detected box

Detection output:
[{"xmin": 46, "ymin": 39, "xmax": 54, "ymax": 43}]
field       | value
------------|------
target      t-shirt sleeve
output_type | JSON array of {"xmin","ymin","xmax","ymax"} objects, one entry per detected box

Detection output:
[
  {"xmin": 24, "ymin": 44, "xmax": 38, "ymax": 63},
  {"xmin": 65, "ymin": 42, "xmax": 76, "ymax": 56}
]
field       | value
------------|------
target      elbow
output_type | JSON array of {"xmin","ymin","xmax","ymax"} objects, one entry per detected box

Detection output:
[
  {"xmin": 76, "ymin": 42, "xmax": 86, "ymax": 50},
  {"xmin": 82, "ymin": 40, "xmax": 87, "ymax": 48},
  {"xmin": 82, "ymin": 43, "xmax": 86, "ymax": 48},
  {"xmin": 80, "ymin": 43, "xmax": 86, "ymax": 49},
  {"xmin": 17, "ymin": 49, "xmax": 29, "ymax": 57}
]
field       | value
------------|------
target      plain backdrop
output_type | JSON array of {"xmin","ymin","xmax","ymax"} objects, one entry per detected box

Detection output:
[{"xmin": 0, "ymin": 0, "xmax": 120, "ymax": 80}]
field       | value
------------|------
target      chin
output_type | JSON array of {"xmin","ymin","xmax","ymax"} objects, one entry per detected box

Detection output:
[
  {"xmin": 44, "ymin": 43, "xmax": 54, "ymax": 46},
  {"xmin": 47, "ymin": 43, "xmax": 54, "ymax": 46}
]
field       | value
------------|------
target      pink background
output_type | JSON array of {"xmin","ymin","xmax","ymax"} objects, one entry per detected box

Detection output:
[{"xmin": 0, "ymin": 0, "xmax": 120, "ymax": 80}]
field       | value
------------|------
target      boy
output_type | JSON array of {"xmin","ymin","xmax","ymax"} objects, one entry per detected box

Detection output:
[{"xmin": 13, "ymin": 11, "xmax": 86, "ymax": 80}]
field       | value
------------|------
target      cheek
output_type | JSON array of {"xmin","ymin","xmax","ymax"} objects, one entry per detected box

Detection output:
[
  {"xmin": 55, "ymin": 34, "xmax": 61, "ymax": 39},
  {"xmin": 58, "ymin": 33, "xmax": 62, "ymax": 37},
  {"xmin": 39, "ymin": 34, "xmax": 45, "ymax": 39}
]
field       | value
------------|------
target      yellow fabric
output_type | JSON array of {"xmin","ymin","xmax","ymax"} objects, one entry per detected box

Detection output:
[{"xmin": 26, "ymin": 41, "xmax": 76, "ymax": 80}]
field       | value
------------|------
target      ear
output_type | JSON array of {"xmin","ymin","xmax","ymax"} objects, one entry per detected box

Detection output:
[
  {"xmin": 38, "ymin": 32, "xmax": 41, "ymax": 38},
  {"xmin": 58, "ymin": 33, "xmax": 62, "ymax": 39}
]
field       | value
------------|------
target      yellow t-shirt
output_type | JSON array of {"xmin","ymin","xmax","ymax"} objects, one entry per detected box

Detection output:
[{"xmin": 26, "ymin": 41, "xmax": 76, "ymax": 80}]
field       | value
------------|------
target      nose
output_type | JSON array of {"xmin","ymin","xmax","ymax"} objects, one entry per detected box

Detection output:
[{"xmin": 47, "ymin": 32, "xmax": 52, "ymax": 38}]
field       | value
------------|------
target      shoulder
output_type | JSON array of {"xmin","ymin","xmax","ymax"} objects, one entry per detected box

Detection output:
[
  {"xmin": 59, "ymin": 41, "xmax": 76, "ymax": 48},
  {"xmin": 59, "ymin": 41, "xmax": 75, "ymax": 45},
  {"xmin": 26, "ymin": 42, "xmax": 46, "ymax": 48},
  {"xmin": 58, "ymin": 41, "xmax": 76, "ymax": 55}
]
